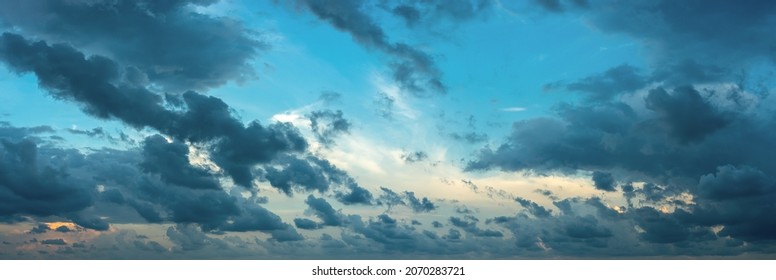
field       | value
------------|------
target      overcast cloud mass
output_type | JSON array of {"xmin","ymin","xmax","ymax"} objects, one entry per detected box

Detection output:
[{"xmin": 1, "ymin": 0, "xmax": 776, "ymax": 259}]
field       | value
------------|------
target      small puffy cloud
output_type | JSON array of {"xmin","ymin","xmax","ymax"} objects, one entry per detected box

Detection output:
[
  {"xmin": 41, "ymin": 239, "xmax": 67, "ymax": 246},
  {"xmin": 591, "ymin": 171, "xmax": 616, "ymax": 192}
]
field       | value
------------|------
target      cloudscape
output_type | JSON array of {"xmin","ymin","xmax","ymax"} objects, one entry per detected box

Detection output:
[{"xmin": 1, "ymin": 0, "xmax": 776, "ymax": 259}]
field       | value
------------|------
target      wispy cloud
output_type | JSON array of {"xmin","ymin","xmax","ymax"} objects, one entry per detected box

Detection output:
[{"xmin": 499, "ymin": 107, "xmax": 527, "ymax": 112}]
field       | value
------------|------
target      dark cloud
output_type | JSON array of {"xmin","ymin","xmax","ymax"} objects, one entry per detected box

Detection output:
[
  {"xmin": 376, "ymin": 187, "xmax": 436, "ymax": 213},
  {"xmin": 534, "ymin": 0, "xmax": 564, "ymax": 13},
  {"xmin": 66, "ymin": 127, "xmax": 105, "ymax": 137},
  {"xmin": 54, "ymin": 225, "xmax": 71, "ymax": 233},
  {"xmin": 591, "ymin": 171, "xmax": 616, "ymax": 192},
  {"xmin": 66, "ymin": 127, "xmax": 125, "ymax": 144},
  {"xmin": 0, "ymin": 122, "xmax": 55, "ymax": 141},
  {"xmin": 0, "ymin": 0, "xmax": 262, "ymax": 92},
  {"xmin": 376, "ymin": 187, "xmax": 404, "ymax": 208},
  {"xmin": 289, "ymin": 0, "xmax": 445, "ymax": 95},
  {"xmin": 41, "ymin": 239, "xmax": 67, "ymax": 246},
  {"xmin": 0, "ymin": 122, "xmax": 304, "ymax": 238},
  {"xmin": 401, "ymin": 151, "xmax": 428, "ymax": 163},
  {"xmin": 0, "ymin": 33, "xmax": 165, "ymax": 126},
  {"xmin": 28, "ymin": 224, "xmax": 50, "ymax": 234},
  {"xmin": 460, "ymin": 179, "xmax": 479, "ymax": 193},
  {"xmin": 632, "ymin": 207, "xmax": 695, "ymax": 244},
  {"xmin": 345, "ymin": 214, "xmax": 458, "ymax": 253},
  {"xmin": 268, "ymin": 226, "xmax": 304, "ymax": 242},
  {"xmin": 549, "ymin": 62, "xmax": 737, "ymax": 101},
  {"xmin": 515, "ymin": 197, "xmax": 552, "ymax": 218},
  {"xmin": 535, "ymin": 189, "xmax": 558, "ymax": 200},
  {"xmin": 486, "ymin": 216, "xmax": 515, "ymax": 224},
  {"xmin": 562, "ymin": 216, "xmax": 612, "ymax": 239},
  {"xmin": 488, "ymin": 199, "xmax": 657, "ymax": 255},
  {"xmin": 645, "ymin": 86, "xmax": 731, "ymax": 144},
  {"xmin": 552, "ymin": 199, "xmax": 574, "ymax": 215},
  {"xmin": 319, "ymin": 91, "xmax": 343, "ymax": 104},
  {"xmin": 260, "ymin": 154, "xmax": 368, "ymax": 202},
  {"xmin": 304, "ymin": 195, "xmax": 346, "ymax": 227},
  {"xmin": 387, "ymin": 0, "xmax": 493, "ymax": 27},
  {"xmin": 449, "ymin": 132, "xmax": 488, "ymax": 144},
  {"xmin": 67, "ymin": 215, "xmax": 110, "ymax": 231},
  {"xmin": 133, "ymin": 240, "xmax": 167, "ymax": 253},
  {"xmin": 404, "ymin": 191, "xmax": 436, "ymax": 213},
  {"xmin": 262, "ymin": 155, "xmax": 335, "ymax": 195},
  {"xmin": 391, "ymin": 5, "xmax": 421, "ymax": 27},
  {"xmin": 140, "ymin": 135, "xmax": 220, "ymax": 190},
  {"xmin": 697, "ymin": 165, "xmax": 775, "ymax": 200},
  {"xmin": 449, "ymin": 216, "xmax": 503, "ymax": 237},
  {"xmin": 219, "ymin": 123, "xmax": 307, "ymax": 187},
  {"xmin": 127, "ymin": 200, "xmax": 163, "ymax": 223},
  {"xmin": 166, "ymin": 224, "xmax": 222, "ymax": 251},
  {"xmin": 576, "ymin": 1, "xmax": 776, "ymax": 67},
  {"xmin": 466, "ymin": 84, "xmax": 767, "ymax": 184},
  {"xmin": 563, "ymin": 64, "xmax": 648, "ymax": 101},
  {"xmin": 293, "ymin": 218, "xmax": 321, "ymax": 230},
  {"xmin": 469, "ymin": 62, "xmax": 776, "ymax": 244},
  {"xmin": 455, "ymin": 206, "xmax": 473, "ymax": 214},
  {"xmin": 651, "ymin": 60, "xmax": 730, "ymax": 87},
  {"xmin": 348, "ymin": 214, "xmax": 414, "ymax": 250},
  {"xmin": 220, "ymin": 204, "xmax": 290, "ymax": 234},
  {"xmin": 0, "ymin": 33, "xmax": 307, "ymax": 188},
  {"xmin": 307, "ymin": 110, "xmax": 351, "ymax": 147},
  {"xmin": 335, "ymin": 181, "xmax": 374, "ymax": 205},
  {"xmin": 0, "ymin": 138, "xmax": 93, "ymax": 219}
]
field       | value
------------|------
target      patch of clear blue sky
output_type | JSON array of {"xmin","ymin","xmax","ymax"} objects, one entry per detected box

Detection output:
[
  {"xmin": 212, "ymin": 1, "xmax": 647, "ymax": 157},
  {"xmin": 1, "ymin": 0, "xmax": 645, "ymax": 156}
]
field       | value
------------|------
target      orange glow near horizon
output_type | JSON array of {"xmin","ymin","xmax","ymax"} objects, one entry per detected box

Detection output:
[{"xmin": 44, "ymin": 222, "xmax": 78, "ymax": 231}]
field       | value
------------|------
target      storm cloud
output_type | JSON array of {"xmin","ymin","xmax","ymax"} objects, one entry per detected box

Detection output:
[
  {"xmin": 467, "ymin": 1, "xmax": 776, "ymax": 244},
  {"xmin": 0, "ymin": 0, "xmax": 261, "ymax": 92},
  {"xmin": 0, "ymin": 33, "xmax": 307, "ymax": 188}
]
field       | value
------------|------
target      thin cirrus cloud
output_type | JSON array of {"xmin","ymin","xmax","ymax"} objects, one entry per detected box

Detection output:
[{"xmin": 499, "ymin": 107, "xmax": 527, "ymax": 112}]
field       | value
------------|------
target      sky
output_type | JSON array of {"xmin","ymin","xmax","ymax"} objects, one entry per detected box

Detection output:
[{"xmin": 1, "ymin": 0, "xmax": 776, "ymax": 259}]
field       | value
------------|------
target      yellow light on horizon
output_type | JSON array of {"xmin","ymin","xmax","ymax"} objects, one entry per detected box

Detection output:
[{"xmin": 44, "ymin": 222, "xmax": 77, "ymax": 231}]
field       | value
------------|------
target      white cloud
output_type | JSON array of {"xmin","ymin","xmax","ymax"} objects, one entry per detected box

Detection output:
[{"xmin": 500, "ymin": 107, "xmax": 527, "ymax": 112}]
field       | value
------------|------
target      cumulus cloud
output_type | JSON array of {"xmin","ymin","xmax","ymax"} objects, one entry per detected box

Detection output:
[
  {"xmin": 467, "ymin": 1, "xmax": 776, "ymax": 245},
  {"xmin": 0, "ymin": 0, "xmax": 262, "ymax": 92},
  {"xmin": 304, "ymin": 195, "xmax": 346, "ymax": 227},
  {"xmin": 591, "ymin": 171, "xmax": 616, "ymax": 192},
  {"xmin": 376, "ymin": 187, "xmax": 436, "ymax": 213},
  {"xmin": 471, "ymin": 53, "xmax": 776, "ymax": 247},
  {"xmin": 307, "ymin": 110, "xmax": 351, "ymax": 147},
  {"xmin": 293, "ymin": 218, "xmax": 321, "ymax": 230},
  {"xmin": 449, "ymin": 216, "xmax": 503, "ymax": 237},
  {"xmin": 0, "ymin": 138, "xmax": 94, "ymax": 220},
  {"xmin": 0, "ymin": 33, "xmax": 307, "ymax": 188},
  {"xmin": 0, "ymin": 121, "xmax": 306, "ymax": 237},
  {"xmin": 41, "ymin": 239, "xmax": 67, "ymax": 246},
  {"xmin": 140, "ymin": 135, "xmax": 221, "ymax": 190},
  {"xmin": 515, "ymin": 197, "xmax": 552, "ymax": 218}
]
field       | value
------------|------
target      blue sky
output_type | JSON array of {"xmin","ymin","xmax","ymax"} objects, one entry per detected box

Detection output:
[{"xmin": 1, "ymin": 0, "xmax": 776, "ymax": 259}]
